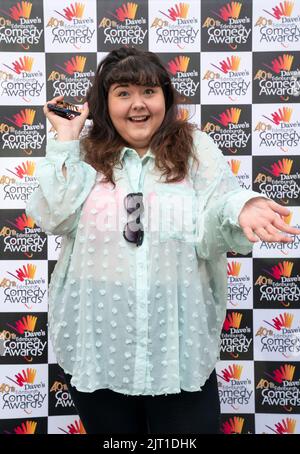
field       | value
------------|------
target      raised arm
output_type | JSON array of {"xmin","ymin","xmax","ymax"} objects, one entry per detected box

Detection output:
[
  {"xmin": 25, "ymin": 139, "xmax": 97, "ymax": 236},
  {"xmin": 192, "ymin": 131, "xmax": 270, "ymax": 260}
]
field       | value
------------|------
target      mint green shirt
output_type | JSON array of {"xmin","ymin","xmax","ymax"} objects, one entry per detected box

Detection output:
[{"xmin": 25, "ymin": 129, "xmax": 268, "ymax": 395}]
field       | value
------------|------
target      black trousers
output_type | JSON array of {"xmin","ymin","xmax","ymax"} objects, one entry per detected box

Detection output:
[{"xmin": 63, "ymin": 369, "xmax": 220, "ymax": 434}]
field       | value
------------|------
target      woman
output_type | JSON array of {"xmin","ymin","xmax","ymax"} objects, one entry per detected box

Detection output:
[{"xmin": 25, "ymin": 46, "xmax": 300, "ymax": 434}]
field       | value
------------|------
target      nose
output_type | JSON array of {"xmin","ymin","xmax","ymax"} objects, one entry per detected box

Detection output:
[{"xmin": 131, "ymin": 93, "xmax": 147, "ymax": 110}]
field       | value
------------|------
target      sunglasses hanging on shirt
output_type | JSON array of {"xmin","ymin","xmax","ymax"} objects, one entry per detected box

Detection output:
[{"xmin": 123, "ymin": 192, "xmax": 144, "ymax": 247}]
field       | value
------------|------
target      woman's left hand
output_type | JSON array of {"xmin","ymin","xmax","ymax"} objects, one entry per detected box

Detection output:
[{"xmin": 238, "ymin": 197, "xmax": 300, "ymax": 243}]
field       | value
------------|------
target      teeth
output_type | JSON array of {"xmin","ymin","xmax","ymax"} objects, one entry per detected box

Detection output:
[{"xmin": 130, "ymin": 116, "xmax": 148, "ymax": 121}]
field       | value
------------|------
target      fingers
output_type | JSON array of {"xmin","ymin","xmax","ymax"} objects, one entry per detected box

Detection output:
[
  {"xmin": 43, "ymin": 95, "xmax": 64, "ymax": 116},
  {"xmin": 268, "ymin": 199, "xmax": 292, "ymax": 216},
  {"xmin": 264, "ymin": 224, "xmax": 294, "ymax": 243},
  {"xmin": 272, "ymin": 216, "xmax": 300, "ymax": 236},
  {"xmin": 255, "ymin": 226, "xmax": 293, "ymax": 243},
  {"xmin": 242, "ymin": 224, "xmax": 297, "ymax": 243},
  {"xmin": 242, "ymin": 226, "xmax": 260, "ymax": 243},
  {"xmin": 253, "ymin": 226, "xmax": 293, "ymax": 243},
  {"xmin": 78, "ymin": 101, "xmax": 89, "ymax": 120}
]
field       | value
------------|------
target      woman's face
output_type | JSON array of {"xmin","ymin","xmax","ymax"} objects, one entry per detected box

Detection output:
[{"xmin": 108, "ymin": 83, "xmax": 166, "ymax": 155}]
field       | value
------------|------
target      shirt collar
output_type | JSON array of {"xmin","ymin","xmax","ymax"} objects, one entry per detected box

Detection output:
[{"xmin": 120, "ymin": 146, "xmax": 155, "ymax": 162}]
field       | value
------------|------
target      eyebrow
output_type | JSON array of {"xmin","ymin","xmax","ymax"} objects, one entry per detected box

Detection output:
[{"xmin": 112, "ymin": 84, "xmax": 129, "ymax": 91}]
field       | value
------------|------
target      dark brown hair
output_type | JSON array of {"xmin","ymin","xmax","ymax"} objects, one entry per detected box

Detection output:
[{"xmin": 82, "ymin": 46, "xmax": 199, "ymax": 187}]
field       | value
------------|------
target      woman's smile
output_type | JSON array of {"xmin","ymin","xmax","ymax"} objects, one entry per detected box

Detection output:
[{"xmin": 128, "ymin": 115, "xmax": 150, "ymax": 123}]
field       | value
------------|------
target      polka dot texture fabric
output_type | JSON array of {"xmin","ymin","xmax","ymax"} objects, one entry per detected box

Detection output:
[{"xmin": 25, "ymin": 130, "xmax": 269, "ymax": 395}]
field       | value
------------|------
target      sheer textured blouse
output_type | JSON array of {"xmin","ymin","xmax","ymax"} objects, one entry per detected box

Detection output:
[{"xmin": 25, "ymin": 129, "xmax": 268, "ymax": 395}]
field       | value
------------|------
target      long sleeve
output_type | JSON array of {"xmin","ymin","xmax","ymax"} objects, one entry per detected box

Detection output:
[
  {"xmin": 25, "ymin": 138, "xmax": 97, "ymax": 236},
  {"xmin": 192, "ymin": 130, "xmax": 270, "ymax": 260}
]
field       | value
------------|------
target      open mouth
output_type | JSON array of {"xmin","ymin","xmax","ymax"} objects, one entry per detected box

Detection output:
[{"xmin": 128, "ymin": 115, "xmax": 150, "ymax": 123}]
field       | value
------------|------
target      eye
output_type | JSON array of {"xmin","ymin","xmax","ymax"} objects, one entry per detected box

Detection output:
[
  {"xmin": 118, "ymin": 91, "xmax": 129, "ymax": 97},
  {"xmin": 144, "ymin": 88, "xmax": 155, "ymax": 95}
]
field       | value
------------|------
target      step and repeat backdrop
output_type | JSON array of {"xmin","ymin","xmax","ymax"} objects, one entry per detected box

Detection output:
[{"xmin": 0, "ymin": 0, "xmax": 300, "ymax": 435}]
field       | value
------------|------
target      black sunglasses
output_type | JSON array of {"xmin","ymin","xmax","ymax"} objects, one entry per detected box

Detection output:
[{"xmin": 123, "ymin": 192, "xmax": 144, "ymax": 247}]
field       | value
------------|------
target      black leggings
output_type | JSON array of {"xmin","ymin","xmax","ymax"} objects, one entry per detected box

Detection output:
[{"xmin": 63, "ymin": 369, "xmax": 220, "ymax": 434}]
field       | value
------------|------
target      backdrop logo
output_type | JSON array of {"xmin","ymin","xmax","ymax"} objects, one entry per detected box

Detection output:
[
  {"xmin": 266, "ymin": 53, "xmax": 294, "ymax": 73},
  {"xmin": 151, "ymin": 2, "xmax": 199, "ymax": 49},
  {"xmin": 268, "ymin": 363, "xmax": 295, "ymax": 383},
  {"xmin": 177, "ymin": 105, "xmax": 197, "ymax": 123},
  {"xmin": 0, "ymin": 107, "xmax": 46, "ymax": 153},
  {"xmin": 228, "ymin": 158, "xmax": 250, "ymax": 189},
  {"xmin": 264, "ymin": 157, "xmax": 293, "ymax": 175},
  {"xmin": 8, "ymin": 213, "xmax": 35, "ymax": 232},
  {"xmin": 0, "ymin": 1, "xmax": 43, "ymax": 51},
  {"xmin": 46, "ymin": 1, "xmax": 95, "ymax": 48},
  {"xmin": 227, "ymin": 261, "xmax": 251, "ymax": 306},
  {"xmin": 4, "ymin": 56, "xmax": 34, "ymax": 74},
  {"xmin": 1, "ymin": 160, "xmax": 38, "ymax": 205},
  {"xmin": 1, "ymin": 1, "xmax": 33, "ymax": 21},
  {"xmin": 215, "ymin": 106, "xmax": 241, "ymax": 126},
  {"xmin": 47, "ymin": 53, "xmax": 95, "ymax": 102},
  {"xmin": 111, "ymin": 2, "xmax": 138, "ymax": 21},
  {"xmin": 167, "ymin": 55, "xmax": 199, "ymax": 98},
  {"xmin": 253, "ymin": 52, "xmax": 300, "ymax": 102},
  {"xmin": 217, "ymin": 364, "xmax": 253, "ymax": 409},
  {"xmin": 266, "ymin": 106, "xmax": 293, "ymax": 125},
  {"xmin": 50, "ymin": 378, "xmax": 75, "ymax": 410},
  {"xmin": 265, "ymin": 312, "xmax": 294, "ymax": 330},
  {"xmin": 5, "ymin": 55, "xmax": 35, "ymax": 74},
  {"xmin": 254, "ymin": 157, "xmax": 300, "ymax": 204},
  {"xmin": 218, "ymin": 364, "xmax": 243, "ymax": 382},
  {"xmin": 203, "ymin": 54, "xmax": 250, "ymax": 100},
  {"xmin": 255, "ymin": 1, "xmax": 300, "ymax": 49},
  {"xmin": 223, "ymin": 311, "xmax": 243, "ymax": 331},
  {"xmin": 177, "ymin": 106, "xmax": 190, "ymax": 121},
  {"xmin": 8, "ymin": 314, "xmax": 37, "ymax": 334},
  {"xmin": 221, "ymin": 415, "xmax": 244, "ymax": 434},
  {"xmin": 11, "ymin": 263, "xmax": 37, "ymax": 281},
  {"xmin": 256, "ymin": 311, "xmax": 300, "ymax": 359},
  {"xmin": 266, "ymin": 417, "xmax": 297, "ymax": 434},
  {"xmin": 7, "ymin": 108, "xmax": 35, "ymax": 127},
  {"xmin": 212, "ymin": 54, "xmax": 241, "ymax": 73},
  {"xmin": 9, "ymin": 420, "xmax": 37, "ymax": 434},
  {"xmin": 159, "ymin": 2, "xmax": 190, "ymax": 21},
  {"xmin": 6, "ymin": 158, "xmax": 35, "ymax": 177},
  {"xmin": 0, "ymin": 314, "xmax": 47, "ymax": 362},
  {"xmin": 58, "ymin": 419, "xmax": 86, "ymax": 434},
  {"xmin": 1, "ymin": 55, "xmax": 44, "ymax": 102},
  {"xmin": 254, "ymin": 260, "xmax": 300, "ymax": 307},
  {"xmin": 229, "ymin": 159, "xmax": 240, "ymax": 175},
  {"xmin": 265, "ymin": 1, "xmax": 295, "ymax": 20},
  {"xmin": 254, "ymin": 106, "xmax": 300, "ymax": 153},
  {"xmin": 1, "ymin": 263, "xmax": 46, "ymax": 309},
  {"xmin": 2, "ymin": 367, "xmax": 47, "ymax": 414},
  {"xmin": 267, "ymin": 260, "xmax": 294, "ymax": 279},
  {"xmin": 201, "ymin": 105, "xmax": 251, "ymax": 154},
  {"xmin": 54, "ymin": 2, "xmax": 85, "ymax": 21},
  {"xmin": 217, "ymin": 1, "xmax": 242, "ymax": 21},
  {"xmin": 98, "ymin": 1, "xmax": 147, "ymax": 47},
  {"xmin": 8, "ymin": 367, "xmax": 37, "ymax": 386},
  {"xmin": 202, "ymin": 1, "xmax": 251, "ymax": 50},
  {"xmin": 56, "ymin": 55, "xmax": 86, "ymax": 75},
  {"xmin": 168, "ymin": 55, "xmax": 189, "ymax": 75},
  {"xmin": 256, "ymin": 363, "xmax": 300, "ymax": 413},
  {"xmin": 221, "ymin": 311, "xmax": 252, "ymax": 359},
  {"xmin": 1, "ymin": 212, "xmax": 47, "ymax": 259}
]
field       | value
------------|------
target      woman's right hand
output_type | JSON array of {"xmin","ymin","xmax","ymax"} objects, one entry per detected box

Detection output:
[{"xmin": 43, "ymin": 95, "xmax": 90, "ymax": 141}]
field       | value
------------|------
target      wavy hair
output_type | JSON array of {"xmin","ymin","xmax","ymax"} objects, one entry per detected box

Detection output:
[{"xmin": 82, "ymin": 46, "xmax": 199, "ymax": 187}]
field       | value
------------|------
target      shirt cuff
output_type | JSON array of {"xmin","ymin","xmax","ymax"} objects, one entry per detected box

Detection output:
[
  {"xmin": 45, "ymin": 138, "xmax": 81, "ymax": 163},
  {"xmin": 221, "ymin": 190, "xmax": 271, "ymax": 228}
]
